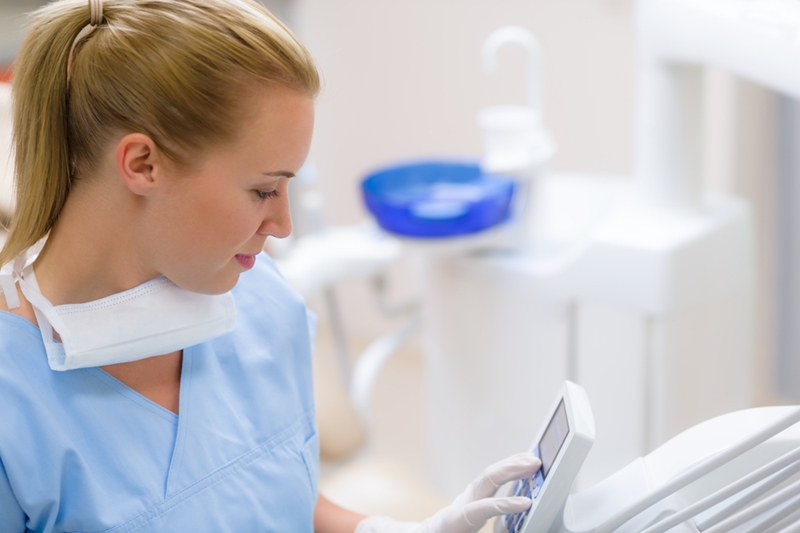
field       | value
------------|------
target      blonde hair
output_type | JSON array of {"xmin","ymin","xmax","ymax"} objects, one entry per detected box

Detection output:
[{"xmin": 0, "ymin": 0, "xmax": 319, "ymax": 266}]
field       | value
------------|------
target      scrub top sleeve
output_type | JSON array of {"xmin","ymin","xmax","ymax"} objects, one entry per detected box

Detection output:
[{"xmin": 0, "ymin": 459, "xmax": 25, "ymax": 533}]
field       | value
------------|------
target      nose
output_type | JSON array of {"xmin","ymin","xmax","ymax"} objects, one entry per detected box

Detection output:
[{"xmin": 256, "ymin": 193, "xmax": 293, "ymax": 239}]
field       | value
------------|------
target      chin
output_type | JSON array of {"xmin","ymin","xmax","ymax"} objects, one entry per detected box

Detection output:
[
  {"xmin": 208, "ymin": 274, "xmax": 241, "ymax": 295},
  {"xmin": 172, "ymin": 272, "xmax": 241, "ymax": 296}
]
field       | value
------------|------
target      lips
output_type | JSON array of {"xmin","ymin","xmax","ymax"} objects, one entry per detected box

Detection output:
[{"xmin": 235, "ymin": 254, "xmax": 257, "ymax": 270}]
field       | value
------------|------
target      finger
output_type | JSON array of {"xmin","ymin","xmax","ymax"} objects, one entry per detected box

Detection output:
[
  {"xmin": 462, "ymin": 497, "xmax": 532, "ymax": 527},
  {"xmin": 471, "ymin": 453, "xmax": 541, "ymax": 499}
]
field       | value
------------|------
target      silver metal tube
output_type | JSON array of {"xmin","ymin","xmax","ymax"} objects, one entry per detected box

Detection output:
[
  {"xmin": 739, "ymin": 492, "xmax": 800, "ymax": 533},
  {"xmin": 349, "ymin": 317, "xmax": 422, "ymax": 431},
  {"xmin": 695, "ymin": 449, "xmax": 800, "ymax": 529},
  {"xmin": 641, "ymin": 446, "xmax": 800, "ymax": 533},
  {"xmin": 704, "ymin": 477, "xmax": 800, "ymax": 533},
  {"xmin": 774, "ymin": 509, "xmax": 800, "ymax": 533},
  {"xmin": 595, "ymin": 407, "xmax": 800, "ymax": 533}
]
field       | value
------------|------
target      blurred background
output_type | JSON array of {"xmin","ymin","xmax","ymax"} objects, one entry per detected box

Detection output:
[
  {"xmin": 275, "ymin": 0, "xmax": 783, "ymax": 409},
  {"xmin": 0, "ymin": 0, "xmax": 795, "ymax": 527},
  {"xmin": 263, "ymin": 0, "xmax": 791, "ymax": 523}
]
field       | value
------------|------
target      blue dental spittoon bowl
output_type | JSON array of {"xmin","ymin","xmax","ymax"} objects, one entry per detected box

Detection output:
[{"xmin": 361, "ymin": 161, "xmax": 516, "ymax": 238}]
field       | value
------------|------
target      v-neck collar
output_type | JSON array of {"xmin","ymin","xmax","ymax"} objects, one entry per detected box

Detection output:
[
  {"xmin": 83, "ymin": 348, "xmax": 194, "ymax": 498},
  {"xmin": 165, "ymin": 348, "xmax": 193, "ymax": 497},
  {"xmin": 80, "ymin": 347, "xmax": 195, "ymax": 499},
  {"xmin": 83, "ymin": 358, "xmax": 185, "ymax": 425}
]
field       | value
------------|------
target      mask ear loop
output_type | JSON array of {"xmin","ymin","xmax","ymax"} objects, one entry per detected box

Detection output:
[
  {"xmin": 0, "ymin": 261, "xmax": 67, "ymax": 368},
  {"xmin": 17, "ymin": 265, "xmax": 70, "ymax": 369},
  {"xmin": 0, "ymin": 236, "xmax": 48, "ymax": 310},
  {"xmin": 66, "ymin": 0, "xmax": 105, "ymax": 85},
  {"xmin": 0, "ymin": 255, "xmax": 23, "ymax": 309}
]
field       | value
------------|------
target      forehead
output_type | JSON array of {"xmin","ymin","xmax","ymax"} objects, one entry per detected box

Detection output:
[
  {"xmin": 234, "ymin": 85, "xmax": 315, "ymax": 157},
  {"xmin": 194, "ymin": 84, "xmax": 314, "ymax": 178}
]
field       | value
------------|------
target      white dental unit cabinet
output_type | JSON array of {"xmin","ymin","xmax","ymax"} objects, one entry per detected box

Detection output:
[{"xmin": 412, "ymin": 0, "xmax": 796, "ymax": 496}]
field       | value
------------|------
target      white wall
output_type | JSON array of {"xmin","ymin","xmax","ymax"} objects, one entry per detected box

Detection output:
[
  {"xmin": 287, "ymin": 1, "xmax": 790, "ymax": 405},
  {"xmin": 292, "ymin": 0, "xmax": 636, "ymax": 227},
  {"xmin": 288, "ymin": 0, "xmax": 640, "ymax": 364}
]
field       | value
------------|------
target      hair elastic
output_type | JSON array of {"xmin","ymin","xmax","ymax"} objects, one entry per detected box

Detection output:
[{"xmin": 66, "ymin": 0, "xmax": 105, "ymax": 84}]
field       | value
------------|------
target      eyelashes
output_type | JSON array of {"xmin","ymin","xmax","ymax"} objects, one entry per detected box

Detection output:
[
  {"xmin": 255, "ymin": 189, "xmax": 280, "ymax": 201},
  {"xmin": 254, "ymin": 175, "xmax": 288, "ymax": 202}
]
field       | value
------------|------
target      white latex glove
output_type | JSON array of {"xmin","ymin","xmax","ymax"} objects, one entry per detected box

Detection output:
[{"xmin": 355, "ymin": 453, "xmax": 540, "ymax": 533}]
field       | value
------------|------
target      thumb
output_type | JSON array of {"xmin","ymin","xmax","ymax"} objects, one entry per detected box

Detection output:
[{"xmin": 461, "ymin": 496, "xmax": 532, "ymax": 529}]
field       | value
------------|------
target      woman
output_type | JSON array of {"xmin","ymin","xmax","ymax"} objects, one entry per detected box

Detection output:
[{"xmin": 0, "ymin": 1, "xmax": 539, "ymax": 531}]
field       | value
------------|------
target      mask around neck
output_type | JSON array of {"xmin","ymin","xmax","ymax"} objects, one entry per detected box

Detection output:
[{"xmin": 0, "ymin": 244, "xmax": 236, "ymax": 371}]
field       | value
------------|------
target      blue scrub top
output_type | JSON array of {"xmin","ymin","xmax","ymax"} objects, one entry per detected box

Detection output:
[{"xmin": 0, "ymin": 254, "xmax": 319, "ymax": 533}]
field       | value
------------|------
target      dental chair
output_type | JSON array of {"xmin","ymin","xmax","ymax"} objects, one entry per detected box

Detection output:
[
  {"xmin": 490, "ymin": 380, "xmax": 800, "ymax": 533},
  {"xmin": 561, "ymin": 405, "xmax": 800, "ymax": 533}
]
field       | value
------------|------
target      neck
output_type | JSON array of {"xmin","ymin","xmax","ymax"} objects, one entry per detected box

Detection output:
[{"xmin": 33, "ymin": 180, "xmax": 158, "ymax": 305}]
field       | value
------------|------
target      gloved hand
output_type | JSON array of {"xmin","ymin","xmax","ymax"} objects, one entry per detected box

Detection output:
[{"xmin": 354, "ymin": 453, "xmax": 540, "ymax": 533}]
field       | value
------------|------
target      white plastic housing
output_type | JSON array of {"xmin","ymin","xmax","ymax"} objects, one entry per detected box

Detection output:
[
  {"xmin": 494, "ymin": 381, "xmax": 594, "ymax": 533},
  {"xmin": 556, "ymin": 406, "xmax": 800, "ymax": 533},
  {"xmin": 636, "ymin": 0, "xmax": 800, "ymax": 210},
  {"xmin": 477, "ymin": 105, "xmax": 555, "ymax": 175}
]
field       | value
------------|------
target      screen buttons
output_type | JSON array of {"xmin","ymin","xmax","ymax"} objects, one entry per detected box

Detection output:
[
  {"xmin": 505, "ymin": 469, "xmax": 544, "ymax": 532},
  {"xmin": 532, "ymin": 471, "xmax": 544, "ymax": 499}
]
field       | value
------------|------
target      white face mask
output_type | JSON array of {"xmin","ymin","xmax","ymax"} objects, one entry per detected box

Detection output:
[{"xmin": 0, "ymin": 243, "xmax": 236, "ymax": 371}]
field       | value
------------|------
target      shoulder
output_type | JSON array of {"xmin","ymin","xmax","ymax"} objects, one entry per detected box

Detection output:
[
  {"xmin": 0, "ymin": 314, "xmax": 58, "ymax": 461},
  {"xmin": 0, "ymin": 314, "xmax": 57, "ymax": 415},
  {"xmin": 0, "ymin": 282, "xmax": 48, "ymax": 383},
  {"xmin": 0, "ymin": 312, "xmax": 45, "ymax": 373},
  {"xmin": 0, "ymin": 283, "xmax": 38, "ymax": 326}
]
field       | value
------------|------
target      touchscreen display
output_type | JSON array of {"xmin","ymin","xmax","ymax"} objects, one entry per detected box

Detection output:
[{"xmin": 538, "ymin": 400, "xmax": 569, "ymax": 478}]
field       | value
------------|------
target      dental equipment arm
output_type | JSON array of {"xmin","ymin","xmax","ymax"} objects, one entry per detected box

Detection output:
[
  {"xmin": 589, "ymin": 406, "xmax": 800, "ymax": 533},
  {"xmin": 637, "ymin": 442, "xmax": 800, "ymax": 533},
  {"xmin": 354, "ymin": 453, "xmax": 540, "ymax": 533},
  {"xmin": 349, "ymin": 317, "xmax": 422, "ymax": 431}
]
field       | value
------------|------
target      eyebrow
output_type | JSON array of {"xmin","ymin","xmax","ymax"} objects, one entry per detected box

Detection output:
[{"xmin": 263, "ymin": 171, "xmax": 296, "ymax": 178}]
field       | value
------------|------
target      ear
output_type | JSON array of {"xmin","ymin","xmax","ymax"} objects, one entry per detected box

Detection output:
[{"xmin": 115, "ymin": 133, "xmax": 164, "ymax": 196}]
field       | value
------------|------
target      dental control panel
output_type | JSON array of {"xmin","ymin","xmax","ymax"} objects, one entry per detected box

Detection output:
[{"xmin": 497, "ymin": 381, "xmax": 595, "ymax": 533}]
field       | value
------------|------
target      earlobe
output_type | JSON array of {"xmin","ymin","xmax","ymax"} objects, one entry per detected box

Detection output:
[{"xmin": 116, "ymin": 133, "xmax": 161, "ymax": 196}]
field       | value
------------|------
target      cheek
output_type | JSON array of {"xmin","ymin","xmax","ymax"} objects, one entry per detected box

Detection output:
[
  {"xmin": 191, "ymin": 191, "xmax": 259, "ymax": 252},
  {"xmin": 152, "ymin": 177, "xmax": 263, "ymax": 270},
  {"xmin": 152, "ymin": 191, "xmax": 232, "ymax": 257}
]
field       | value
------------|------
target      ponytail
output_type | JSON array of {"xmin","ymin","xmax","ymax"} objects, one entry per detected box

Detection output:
[{"xmin": 0, "ymin": 3, "xmax": 87, "ymax": 265}]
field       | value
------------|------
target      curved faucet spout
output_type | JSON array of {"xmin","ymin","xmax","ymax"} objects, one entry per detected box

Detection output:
[{"xmin": 482, "ymin": 26, "xmax": 543, "ymax": 113}]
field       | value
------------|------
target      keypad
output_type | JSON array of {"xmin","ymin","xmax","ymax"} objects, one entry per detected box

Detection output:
[{"xmin": 504, "ymin": 471, "xmax": 543, "ymax": 532}]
